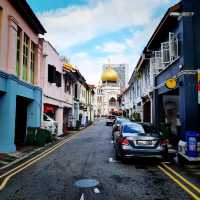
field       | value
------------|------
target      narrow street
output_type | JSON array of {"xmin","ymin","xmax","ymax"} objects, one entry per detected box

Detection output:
[{"xmin": 0, "ymin": 120, "xmax": 193, "ymax": 200}]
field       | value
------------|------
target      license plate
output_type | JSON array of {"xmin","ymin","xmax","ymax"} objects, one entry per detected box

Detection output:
[{"xmin": 137, "ymin": 140, "xmax": 152, "ymax": 145}]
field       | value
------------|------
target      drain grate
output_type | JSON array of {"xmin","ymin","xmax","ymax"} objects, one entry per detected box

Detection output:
[{"xmin": 74, "ymin": 179, "xmax": 99, "ymax": 188}]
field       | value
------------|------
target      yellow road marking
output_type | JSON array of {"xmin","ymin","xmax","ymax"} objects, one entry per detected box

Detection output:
[
  {"xmin": 0, "ymin": 132, "xmax": 78, "ymax": 179},
  {"xmin": 158, "ymin": 166, "xmax": 200, "ymax": 200},
  {"xmin": 0, "ymin": 130, "xmax": 84, "ymax": 190},
  {"xmin": 161, "ymin": 162, "xmax": 200, "ymax": 194}
]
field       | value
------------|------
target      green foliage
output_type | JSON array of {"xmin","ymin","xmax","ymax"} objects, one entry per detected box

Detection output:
[
  {"xmin": 35, "ymin": 129, "xmax": 52, "ymax": 146},
  {"xmin": 159, "ymin": 123, "xmax": 171, "ymax": 139},
  {"xmin": 135, "ymin": 71, "xmax": 142, "ymax": 80},
  {"xmin": 26, "ymin": 128, "xmax": 52, "ymax": 147},
  {"xmin": 76, "ymin": 120, "xmax": 81, "ymax": 130},
  {"xmin": 132, "ymin": 112, "xmax": 141, "ymax": 122},
  {"xmin": 26, "ymin": 127, "xmax": 37, "ymax": 145}
]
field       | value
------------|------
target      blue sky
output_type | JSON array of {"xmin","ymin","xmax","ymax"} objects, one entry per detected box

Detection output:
[{"xmin": 28, "ymin": 0, "xmax": 179, "ymax": 84}]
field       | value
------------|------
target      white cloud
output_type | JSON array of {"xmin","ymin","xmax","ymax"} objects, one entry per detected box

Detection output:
[
  {"xmin": 70, "ymin": 51, "xmax": 139, "ymax": 85},
  {"xmin": 38, "ymin": 0, "xmax": 171, "ymax": 50},
  {"xmin": 37, "ymin": 0, "xmax": 178, "ymax": 85},
  {"xmin": 96, "ymin": 42, "xmax": 127, "ymax": 54}
]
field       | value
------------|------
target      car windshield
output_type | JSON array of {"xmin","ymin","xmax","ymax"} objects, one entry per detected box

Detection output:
[{"xmin": 123, "ymin": 123, "xmax": 145, "ymax": 134}]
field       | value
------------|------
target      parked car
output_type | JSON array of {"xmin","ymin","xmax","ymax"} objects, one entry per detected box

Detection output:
[
  {"xmin": 42, "ymin": 113, "xmax": 58, "ymax": 135},
  {"xmin": 106, "ymin": 115, "xmax": 116, "ymax": 126},
  {"xmin": 112, "ymin": 117, "xmax": 129, "ymax": 139},
  {"xmin": 113, "ymin": 122, "xmax": 167, "ymax": 161}
]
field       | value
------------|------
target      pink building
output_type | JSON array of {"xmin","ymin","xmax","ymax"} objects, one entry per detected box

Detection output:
[
  {"xmin": 0, "ymin": 0, "xmax": 46, "ymax": 152},
  {"xmin": 39, "ymin": 39, "xmax": 74, "ymax": 135}
]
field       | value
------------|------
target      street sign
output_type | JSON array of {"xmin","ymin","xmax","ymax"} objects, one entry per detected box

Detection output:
[{"xmin": 165, "ymin": 78, "xmax": 177, "ymax": 89}]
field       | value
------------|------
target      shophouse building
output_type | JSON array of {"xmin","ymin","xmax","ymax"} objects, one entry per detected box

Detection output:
[
  {"xmin": 40, "ymin": 40, "xmax": 74, "ymax": 136},
  {"xmin": 149, "ymin": 0, "xmax": 200, "ymax": 136},
  {"xmin": 127, "ymin": 0, "xmax": 200, "ymax": 137},
  {"xmin": 0, "ymin": 0, "xmax": 46, "ymax": 152}
]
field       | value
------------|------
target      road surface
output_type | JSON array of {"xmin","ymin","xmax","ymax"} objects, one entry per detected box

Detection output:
[{"xmin": 0, "ymin": 119, "xmax": 193, "ymax": 200}]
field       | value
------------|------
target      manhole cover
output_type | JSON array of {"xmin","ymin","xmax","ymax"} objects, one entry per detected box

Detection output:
[{"xmin": 74, "ymin": 179, "xmax": 99, "ymax": 188}]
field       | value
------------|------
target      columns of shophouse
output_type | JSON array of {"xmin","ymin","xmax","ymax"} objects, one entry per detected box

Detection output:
[
  {"xmin": 55, "ymin": 107, "xmax": 63, "ymax": 136},
  {"xmin": 0, "ymin": 78, "xmax": 17, "ymax": 152},
  {"xmin": 7, "ymin": 16, "xmax": 17, "ymax": 75},
  {"xmin": 27, "ymin": 88, "xmax": 42, "ymax": 128}
]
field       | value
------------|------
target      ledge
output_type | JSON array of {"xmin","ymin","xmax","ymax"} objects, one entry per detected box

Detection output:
[{"xmin": 0, "ymin": 70, "xmax": 42, "ymax": 92}]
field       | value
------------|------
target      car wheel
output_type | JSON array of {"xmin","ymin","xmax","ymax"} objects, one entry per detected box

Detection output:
[
  {"xmin": 115, "ymin": 150, "xmax": 121, "ymax": 161},
  {"xmin": 121, "ymin": 156, "xmax": 128, "ymax": 164}
]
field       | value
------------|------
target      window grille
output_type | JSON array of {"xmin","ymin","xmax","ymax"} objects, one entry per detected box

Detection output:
[
  {"xmin": 161, "ymin": 42, "xmax": 170, "ymax": 65},
  {"xmin": 169, "ymin": 32, "xmax": 178, "ymax": 61}
]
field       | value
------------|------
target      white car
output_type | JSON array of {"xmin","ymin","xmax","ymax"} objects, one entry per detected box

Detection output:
[{"xmin": 42, "ymin": 113, "xmax": 58, "ymax": 135}]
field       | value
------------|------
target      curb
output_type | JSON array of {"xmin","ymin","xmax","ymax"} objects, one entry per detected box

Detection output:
[{"xmin": 0, "ymin": 123, "xmax": 94, "ymax": 174}]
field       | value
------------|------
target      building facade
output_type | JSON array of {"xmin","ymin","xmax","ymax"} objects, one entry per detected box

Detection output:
[
  {"xmin": 96, "ymin": 65, "xmax": 121, "ymax": 116},
  {"xmin": 40, "ymin": 40, "xmax": 74, "ymax": 136},
  {"xmin": 103, "ymin": 64, "xmax": 129, "ymax": 91},
  {"xmin": 123, "ymin": 0, "xmax": 200, "ymax": 139},
  {"xmin": 0, "ymin": 0, "xmax": 46, "ymax": 152}
]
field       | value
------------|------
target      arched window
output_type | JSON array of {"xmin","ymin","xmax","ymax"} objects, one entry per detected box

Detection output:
[{"xmin": 109, "ymin": 97, "xmax": 116, "ymax": 106}]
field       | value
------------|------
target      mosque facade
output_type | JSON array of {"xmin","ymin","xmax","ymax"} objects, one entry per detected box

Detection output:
[{"xmin": 95, "ymin": 65, "xmax": 121, "ymax": 116}]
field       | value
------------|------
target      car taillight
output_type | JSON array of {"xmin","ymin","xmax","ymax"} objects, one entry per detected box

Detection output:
[
  {"xmin": 160, "ymin": 139, "xmax": 169, "ymax": 145},
  {"xmin": 120, "ymin": 138, "xmax": 129, "ymax": 145}
]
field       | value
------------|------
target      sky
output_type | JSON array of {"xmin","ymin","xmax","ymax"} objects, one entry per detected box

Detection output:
[{"xmin": 28, "ymin": 0, "xmax": 179, "ymax": 85}]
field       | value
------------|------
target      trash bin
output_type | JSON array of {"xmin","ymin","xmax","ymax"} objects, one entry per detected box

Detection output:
[{"xmin": 186, "ymin": 131, "xmax": 200, "ymax": 157}]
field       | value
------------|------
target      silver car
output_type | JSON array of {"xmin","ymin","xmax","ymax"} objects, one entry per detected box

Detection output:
[{"xmin": 113, "ymin": 122, "xmax": 167, "ymax": 161}]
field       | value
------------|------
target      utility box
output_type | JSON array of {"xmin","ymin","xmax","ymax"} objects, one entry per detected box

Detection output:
[{"xmin": 186, "ymin": 131, "xmax": 199, "ymax": 157}]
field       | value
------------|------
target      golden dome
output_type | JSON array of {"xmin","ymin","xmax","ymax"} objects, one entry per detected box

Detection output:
[{"xmin": 101, "ymin": 65, "xmax": 119, "ymax": 82}]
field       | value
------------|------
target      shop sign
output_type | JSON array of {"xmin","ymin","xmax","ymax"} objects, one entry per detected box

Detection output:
[
  {"xmin": 44, "ymin": 104, "xmax": 55, "ymax": 113},
  {"xmin": 198, "ymin": 70, "xmax": 200, "ymax": 104},
  {"xmin": 165, "ymin": 78, "xmax": 177, "ymax": 89}
]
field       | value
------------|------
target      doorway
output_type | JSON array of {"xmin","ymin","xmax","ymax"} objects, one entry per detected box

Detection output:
[
  {"xmin": 15, "ymin": 96, "xmax": 30, "ymax": 146},
  {"xmin": 143, "ymin": 100, "xmax": 151, "ymax": 122}
]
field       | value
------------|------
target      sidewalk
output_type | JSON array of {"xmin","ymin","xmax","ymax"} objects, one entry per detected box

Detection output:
[{"xmin": 0, "ymin": 130, "xmax": 78, "ymax": 172}]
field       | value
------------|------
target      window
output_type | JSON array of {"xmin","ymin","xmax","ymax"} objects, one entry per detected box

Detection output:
[
  {"xmin": 64, "ymin": 78, "xmax": 67, "ymax": 93},
  {"xmin": 23, "ymin": 34, "xmax": 29, "ymax": 81},
  {"xmin": 161, "ymin": 42, "xmax": 170, "ymax": 65},
  {"xmin": 67, "ymin": 82, "xmax": 71, "ymax": 94},
  {"xmin": 150, "ymin": 51, "xmax": 162, "ymax": 77},
  {"xmin": 30, "ymin": 42, "xmax": 36, "ymax": 83},
  {"xmin": 16, "ymin": 27, "xmax": 21, "ymax": 76},
  {"xmin": 48, "ymin": 64, "xmax": 56, "ymax": 83},
  {"xmin": 74, "ymin": 84, "xmax": 78, "ymax": 99},
  {"xmin": 64, "ymin": 78, "xmax": 71, "ymax": 94},
  {"xmin": 123, "ymin": 123, "xmax": 144, "ymax": 134},
  {"xmin": 169, "ymin": 32, "xmax": 179, "ymax": 61},
  {"xmin": 56, "ymin": 71, "xmax": 61, "ymax": 87}
]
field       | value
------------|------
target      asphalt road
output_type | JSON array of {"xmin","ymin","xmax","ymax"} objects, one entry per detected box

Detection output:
[{"xmin": 0, "ymin": 119, "xmax": 193, "ymax": 200}]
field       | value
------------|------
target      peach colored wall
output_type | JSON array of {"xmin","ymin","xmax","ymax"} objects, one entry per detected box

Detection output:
[
  {"xmin": 0, "ymin": 0, "xmax": 41, "ymax": 84},
  {"xmin": 41, "ymin": 40, "xmax": 73, "ymax": 107}
]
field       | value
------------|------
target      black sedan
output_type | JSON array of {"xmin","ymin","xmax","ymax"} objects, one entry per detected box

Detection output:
[{"xmin": 113, "ymin": 122, "xmax": 167, "ymax": 161}]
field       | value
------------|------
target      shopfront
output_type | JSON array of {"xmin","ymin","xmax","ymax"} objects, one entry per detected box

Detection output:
[{"xmin": 0, "ymin": 72, "xmax": 42, "ymax": 152}]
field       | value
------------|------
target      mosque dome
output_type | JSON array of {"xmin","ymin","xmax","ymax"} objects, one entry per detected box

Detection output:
[{"xmin": 101, "ymin": 65, "xmax": 119, "ymax": 82}]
